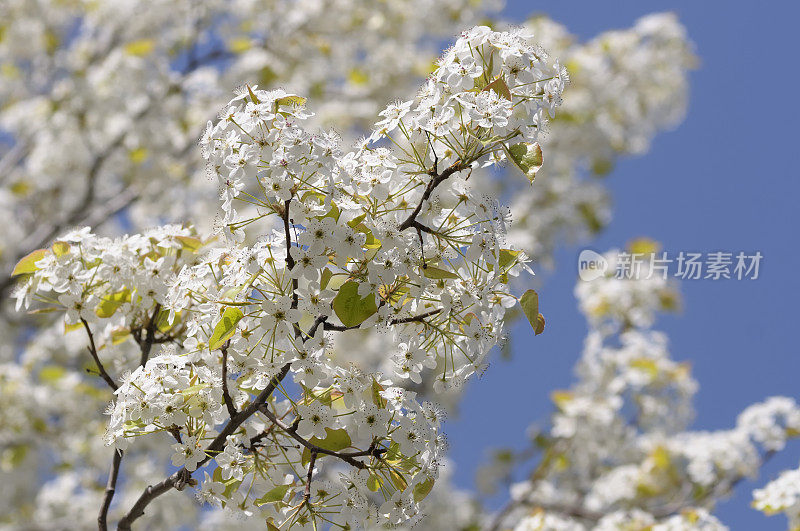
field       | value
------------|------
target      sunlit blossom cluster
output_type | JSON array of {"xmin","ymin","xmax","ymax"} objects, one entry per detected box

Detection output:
[
  {"xmin": 476, "ymin": 250, "xmax": 800, "ymax": 530},
  {"xmin": 12, "ymin": 26, "xmax": 563, "ymax": 529}
]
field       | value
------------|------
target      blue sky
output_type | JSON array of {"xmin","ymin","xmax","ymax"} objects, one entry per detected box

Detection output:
[{"xmin": 444, "ymin": 2, "xmax": 800, "ymax": 529}]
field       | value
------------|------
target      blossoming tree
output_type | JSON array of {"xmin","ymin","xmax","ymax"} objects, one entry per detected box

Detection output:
[
  {"xmin": 1, "ymin": 2, "xmax": 709, "ymax": 530},
  {"xmin": 408, "ymin": 248, "xmax": 799, "ymax": 531},
  {"xmin": 12, "ymin": 26, "xmax": 565, "ymax": 529}
]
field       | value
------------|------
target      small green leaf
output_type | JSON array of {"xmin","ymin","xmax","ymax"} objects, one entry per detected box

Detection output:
[
  {"xmin": 275, "ymin": 94, "xmax": 307, "ymax": 107},
  {"xmin": 320, "ymin": 268, "xmax": 333, "ymax": 290},
  {"xmin": 423, "ymin": 265, "xmax": 459, "ymax": 280},
  {"xmin": 507, "ymin": 142, "xmax": 543, "ymax": 183},
  {"xmin": 482, "ymin": 76, "xmax": 512, "ymax": 101},
  {"xmin": 390, "ymin": 470, "xmax": 408, "ymax": 491},
  {"xmin": 499, "ymin": 249, "xmax": 521, "ymax": 270},
  {"xmin": 209, "ymin": 307, "xmax": 244, "ymax": 350},
  {"xmin": 39, "ymin": 366, "xmax": 66, "ymax": 383},
  {"xmin": 95, "ymin": 289, "xmax": 131, "ymax": 318},
  {"xmin": 520, "ymin": 290, "xmax": 545, "ymax": 335},
  {"xmin": 312, "ymin": 428, "xmax": 351, "ymax": 452},
  {"xmin": 332, "ymin": 281, "xmax": 377, "ymax": 328},
  {"xmin": 111, "ymin": 327, "xmax": 131, "ymax": 345},
  {"xmin": 247, "ymin": 85, "xmax": 260, "ymax": 104},
  {"xmin": 413, "ymin": 476, "xmax": 435, "ymax": 502},
  {"xmin": 51, "ymin": 241, "xmax": 70, "ymax": 257},
  {"xmin": 302, "ymin": 428, "xmax": 352, "ymax": 466},
  {"xmin": 176, "ymin": 236, "xmax": 203, "ymax": 253},
  {"xmin": 255, "ymin": 484, "xmax": 291, "ymax": 506},
  {"xmin": 123, "ymin": 39, "xmax": 155, "ymax": 57},
  {"xmin": 372, "ymin": 379, "xmax": 387, "ymax": 409},
  {"xmin": 367, "ymin": 474, "xmax": 382, "ymax": 492},
  {"xmin": 12, "ymin": 249, "xmax": 47, "ymax": 277}
]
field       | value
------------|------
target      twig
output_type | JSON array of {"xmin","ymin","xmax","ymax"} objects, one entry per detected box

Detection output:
[
  {"xmin": 220, "ymin": 344, "xmax": 238, "ymax": 418},
  {"xmin": 303, "ymin": 450, "xmax": 318, "ymax": 505},
  {"xmin": 324, "ymin": 308, "xmax": 442, "ymax": 332},
  {"xmin": 139, "ymin": 304, "xmax": 161, "ymax": 367},
  {"xmin": 98, "ymin": 449, "xmax": 123, "ymax": 531},
  {"xmin": 80, "ymin": 318, "xmax": 118, "ymax": 391},
  {"xmin": 397, "ymin": 160, "xmax": 466, "ymax": 233},
  {"xmin": 117, "ymin": 363, "xmax": 293, "ymax": 529},
  {"xmin": 258, "ymin": 406, "xmax": 384, "ymax": 469}
]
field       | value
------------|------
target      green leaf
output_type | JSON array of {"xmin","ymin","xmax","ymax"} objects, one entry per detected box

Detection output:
[
  {"xmin": 520, "ymin": 290, "xmax": 545, "ymax": 335},
  {"xmin": 390, "ymin": 470, "xmax": 408, "ymax": 491},
  {"xmin": 320, "ymin": 268, "xmax": 333, "ymax": 290},
  {"xmin": 111, "ymin": 327, "xmax": 131, "ymax": 345},
  {"xmin": 423, "ymin": 265, "xmax": 459, "ymax": 280},
  {"xmin": 124, "ymin": 39, "xmax": 155, "ymax": 57},
  {"xmin": 367, "ymin": 474, "xmax": 382, "ymax": 492},
  {"xmin": 302, "ymin": 428, "xmax": 352, "ymax": 466},
  {"xmin": 11, "ymin": 249, "xmax": 47, "ymax": 277},
  {"xmin": 499, "ymin": 249, "xmax": 521, "ymax": 270},
  {"xmin": 275, "ymin": 95, "xmax": 307, "ymax": 107},
  {"xmin": 482, "ymin": 76, "xmax": 512, "ymax": 101},
  {"xmin": 372, "ymin": 379, "xmax": 387, "ymax": 409},
  {"xmin": 413, "ymin": 476, "xmax": 435, "ymax": 502},
  {"xmin": 507, "ymin": 142, "xmax": 543, "ymax": 183},
  {"xmin": 332, "ymin": 281, "xmax": 377, "ymax": 328},
  {"xmin": 51, "ymin": 241, "xmax": 71, "ymax": 257},
  {"xmin": 384, "ymin": 441, "xmax": 401, "ymax": 462},
  {"xmin": 255, "ymin": 484, "xmax": 292, "ymax": 506},
  {"xmin": 247, "ymin": 85, "xmax": 260, "ymax": 104},
  {"xmin": 314, "ymin": 428, "xmax": 351, "ymax": 452},
  {"xmin": 39, "ymin": 366, "xmax": 66, "ymax": 383},
  {"xmin": 95, "ymin": 289, "xmax": 131, "ymax": 318},
  {"xmin": 208, "ymin": 307, "xmax": 244, "ymax": 350},
  {"xmin": 176, "ymin": 236, "xmax": 203, "ymax": 253}
]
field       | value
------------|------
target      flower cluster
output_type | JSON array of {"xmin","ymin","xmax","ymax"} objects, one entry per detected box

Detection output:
[
  {"xmin": 753, "ymin": 464, "xmax": 800, "ymax": 529},
  {"xmin": 0, "ymin": 5, "xmax": 699, "ymax": 528},
  {"xmin": 12, "ymin": 225, "xmax": 206, "ymax": 367},
  {"xmin": 13, "ymin": 26, "xmax": 562, "ymax": 529},
  {"xmin": 476, "ymin": 248, "xmax": 800, "ymax": 530},
  {"xmin": 502, "ymin": 13, "xmax": 695, "ymax": 263}
]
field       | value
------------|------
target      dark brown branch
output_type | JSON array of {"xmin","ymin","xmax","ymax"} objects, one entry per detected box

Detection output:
[
  {"xmin": 324, "ymin": 308, "xmax": 442, "ymax": 332},
  {"xmin": 98, "ymin": 448, "xmax": 123, "ymax": 531},
  {"xmin": 118, "ymin": 188, "xmax": 327, "ymax": 528},
  {"xmin": 80, "ymin": 318, "xmax": 118, "ymax": 391},
  {"xmin": 220, "ymin": 344, "xmax": 238, "ymax": 418},
  {"xmin": 117, "ymin": 363, "xmax": 293, "ymax": 529},
  {"xmin": 258, "ymin": 406, "xmax": 385, "ymax": 469},
  {"xmin": 139, "ymin": 304, "xmax": 161, "ymax": 367},
  {"xmin": 303, "ymin": 450, "xmax": 318, "ymax": 505},
  {"xmin": 397, "ymin": 160, "xmax": 466, "ymax": 233}
]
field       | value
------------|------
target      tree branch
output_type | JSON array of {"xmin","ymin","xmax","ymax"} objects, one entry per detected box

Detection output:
[
  {"xmin": 257, "ymin": 405, "xmax": 385, "ymax": 469},
  {"xmin": 220, "ymin": 344, "xmax": 238, "ymax": 418},
  {"xmin": 98, "ymin": 449, "xmax": 123, "ymax": 531},
  {"xmin": 303, "ymin": 450, "xmax": 318, "ymax": 505},
  {"xmin": 397, "ymin": 160, "xmax": 466, "ymax": 233},
  {"xmin": 116, "ymin": 363, "xmax": 293, "ymax": 529},
  {"xmin": 324, "ymin": 308, "xmax": 442, "ymax": 332},
  {"xmin": 80, "ymin": 318, "xmax": 118, "ymax": 392},
  {"xmin": 139, "ymin": 304, "xmax": 161, "ymax": 367}
]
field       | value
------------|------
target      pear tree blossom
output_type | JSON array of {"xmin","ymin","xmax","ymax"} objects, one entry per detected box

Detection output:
[
  {"xmin": 12, "ymin": 27, "xmax": 564, "ymax": 529},
  {"xmin": 465, "ymin": 249, "xmax": 800, "ymax": 531},
  {"xmin": 0, "ymin": 4, "xmax": 707, "ymax": 530}
]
